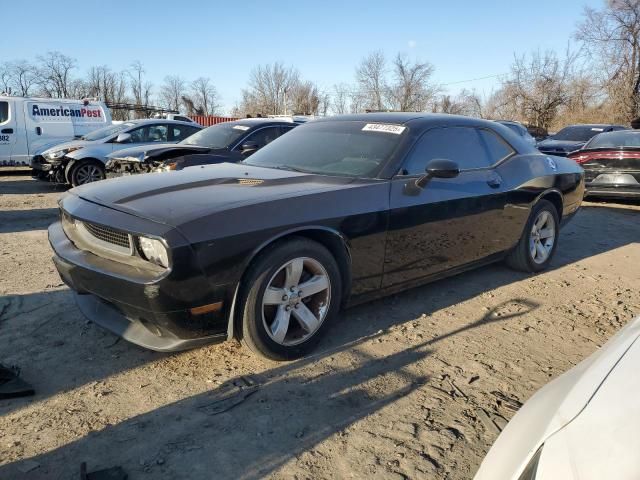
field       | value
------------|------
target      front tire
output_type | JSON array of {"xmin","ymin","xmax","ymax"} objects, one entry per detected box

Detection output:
[
  {"xmin": 70, "ymin": 160, "xmax": 105, "ymax": 186},
  {"xmin": 506, "ymin": 199, "xmax": 559, "ymax": 272},
  {"xmin": 238, "ymin": 238, "xmax": 342, "ymax": 361}
]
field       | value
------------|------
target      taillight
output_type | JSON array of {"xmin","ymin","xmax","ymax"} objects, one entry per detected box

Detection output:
[{"xmin": 569, "ymin": 153, "xmax": 593, "ymax": 165}]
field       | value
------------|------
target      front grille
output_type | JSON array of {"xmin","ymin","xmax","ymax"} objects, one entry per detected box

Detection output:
[
  {"xmin": 81, "ymin": 222, "xmax": 131, "ymax": 249},
  {"xmin": 60, "ymin": 210, "xmax": 134, "ymax": 257}
]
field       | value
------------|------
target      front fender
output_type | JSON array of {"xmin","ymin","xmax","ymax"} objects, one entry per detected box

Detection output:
[{"xmin": 224, "ymin": 225, "xmax": 353, "ymax": 341}]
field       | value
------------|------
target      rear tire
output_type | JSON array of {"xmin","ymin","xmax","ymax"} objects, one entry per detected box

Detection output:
[
  {"xmin": 238, "ymin": 237, "xmax": 342, "ymax": 361},
  {"xmin": 506, "ymin": 199, "xmax": 559, "ymax": 272},
  {"xmin": 69, "ymin": 160, "xmax": 105, "ymax": 187}
]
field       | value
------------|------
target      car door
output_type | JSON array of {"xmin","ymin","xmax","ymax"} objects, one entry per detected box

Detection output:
[
  {"xmin": 381, "ymin": 126, "xmax": 514, "ymax": 289},
  {"xmin": 0, "ymin": 99, "xmax": 16, "ymax": 165}
]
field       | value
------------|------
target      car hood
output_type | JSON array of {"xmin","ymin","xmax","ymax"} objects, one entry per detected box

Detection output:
[
  {"xmin": 71, "ymin": 162, "xmax": 364, "ymax": 228},
  {"xmin": 42, "ymin": 139, "xmax": 93, "ymax": 154},
  {"xmin": 106, "ymin": 143, "xmax": 212, "ymax": 161},
  {"xmin": 537, "ymin": 139, "xmax": 585, "ymax": 152},
  {"xmin": 532, "ymin": 331, "xmax": 640, "ymax": 479},
  {"xmin": 474, "ymin": 315, "xmax": 640, "ymax": 480}
]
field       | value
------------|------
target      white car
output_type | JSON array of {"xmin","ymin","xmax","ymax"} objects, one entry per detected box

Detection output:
[{"xmin": 475, "ymin": 315, "xmax": 640, "ymax": 480}]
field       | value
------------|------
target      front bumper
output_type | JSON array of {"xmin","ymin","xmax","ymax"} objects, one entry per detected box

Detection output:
[{"xmin": 48, "ymin": 216, "xmax": 229, "ymax": 352}]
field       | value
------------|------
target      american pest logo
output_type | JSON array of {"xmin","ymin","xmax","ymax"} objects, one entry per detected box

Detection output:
[{"xmin": 31, "ymin": 104, "xmax": 102, "ymax": 119}]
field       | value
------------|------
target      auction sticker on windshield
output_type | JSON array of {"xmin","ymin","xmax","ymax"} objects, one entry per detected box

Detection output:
[
  {"xmin": 362, "ymin": 124, "xmax": 406, "ymax": 135},
  {"xmin": 233, "ymin": 125, "xmax": 250, "ymax": 131}
]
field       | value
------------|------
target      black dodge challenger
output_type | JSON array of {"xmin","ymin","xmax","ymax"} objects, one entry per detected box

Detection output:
[{"xmin": 49, "ymin": 113, "xmax": 584, "ymax": 360}]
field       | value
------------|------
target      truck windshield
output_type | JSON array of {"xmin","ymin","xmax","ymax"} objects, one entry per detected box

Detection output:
[
  {"xmin": 243, "ymin": 121, "xmax": 405, "ymax": 178},
  {"xmin": 82, "ymin": 123, "xmax": 134, "ymax": 141}
]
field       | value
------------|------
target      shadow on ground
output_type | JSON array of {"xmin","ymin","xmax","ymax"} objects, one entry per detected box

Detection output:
[
  {"xmin": 0, "ymin": 208, "xmax": 60, "ymax": 233},
  {"xmin": 0, "ymin": 179, "xmax": 68, "ymax": 195},
  {"xmin": 0, "ymin": 298, "xmax": 537, "ymax": 479}
]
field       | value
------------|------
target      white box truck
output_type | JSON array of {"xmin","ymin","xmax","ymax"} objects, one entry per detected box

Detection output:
[{"xmin": 0, "ymin": 96, "xmax": 111, "ymax": 167}]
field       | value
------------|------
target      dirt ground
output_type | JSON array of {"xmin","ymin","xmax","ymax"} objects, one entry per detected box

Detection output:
[{"xmin": 0, "ymin": 171, "xmax": 638, "ymax": 480}]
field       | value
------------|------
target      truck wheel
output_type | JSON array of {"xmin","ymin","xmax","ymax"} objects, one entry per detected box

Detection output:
[{"xmin": 70, "ymin": 160, "xmax": 105, "ymax": 186}]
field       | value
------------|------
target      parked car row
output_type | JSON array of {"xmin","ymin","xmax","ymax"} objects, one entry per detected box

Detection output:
[
  {"xmin": 105, "ymin": 117, "xmax": 304, "ymax": 177},
  {"xmin": 33, "ymin": 119, "xmax": 202, "ymax": 185}
]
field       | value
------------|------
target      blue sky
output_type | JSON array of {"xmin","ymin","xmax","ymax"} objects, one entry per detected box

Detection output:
[{"xmin": 5, "ymin": 0, "xmax": 603, "ymax": 114}]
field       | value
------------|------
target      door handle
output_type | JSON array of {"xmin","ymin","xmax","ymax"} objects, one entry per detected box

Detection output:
[
  {"xmin": 35, "ymin": 127, "xmax": 42, "ymax": 136},
  {"xmin": 1, "ymin": 128, "xmax": 13, "ymax": 134}
]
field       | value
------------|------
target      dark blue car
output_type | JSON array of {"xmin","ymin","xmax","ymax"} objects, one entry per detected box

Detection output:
[{"xmin": 537, "ymin": 124, "xmax": 629, "ymax": 157}]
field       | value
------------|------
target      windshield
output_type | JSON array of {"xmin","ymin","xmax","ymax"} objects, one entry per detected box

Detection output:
[
  {"xmin": 243, "ymin": 121, "xmax": 405, "ymax": 178},
  {"xmin": 82, "ymin": 123, "xmax": 134, "ymax": 141},
  {"xmin": 552, "ymin": 126, "xmax": 607, "ymax": 142},
  {"xmin": 584, "ymin": 131, "xmax": 640, "ymax": 149},
  {"xmin": 180, "ymin": 122, "xmax": 249, "ymax": 148}
]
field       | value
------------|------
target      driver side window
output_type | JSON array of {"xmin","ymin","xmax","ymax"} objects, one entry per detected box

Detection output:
[
  {"xmin": 126, "ymin": 125, "xmax": 169, "ymax": 143},
  {"xmin": 401, "ymin": 127, "xmax": 492, "ymax": 175},
  {"xmin": 242, "ymin": 127, "xmax": 281, "ymax": 148}
]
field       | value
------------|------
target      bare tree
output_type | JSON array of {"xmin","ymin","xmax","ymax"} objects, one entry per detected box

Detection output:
[
  {"xmin": 4, "ymin": 60, "xmax": 38, "ymax": 96},
  {"xmin": 87, "ymin": 66, "xmax": 127, "ymax": 102},
  {"xmin": 190, "ymin": 77, "xmax": 220, "ymax": 115},
  {"xmin": 355, "ymin": 51, "xmax": 388, "ymax": 110},
  {"xmin": 159, "ymin": 75, "xmax": 187, "ymax": 112},
  {"xmin": 36, "ymin": 51, "xmax": 78, "ymax": 98},
  {"xmin": 577, "ymin": 0, "xmax": 640, "ymax": 121},
  {"xmin": 494, "ymin": 50, "xmax": 578, "ymax": 128},
  {"xmin": 128, "ymin": 61, "xmax": 153, "ymax": 117},
  {"xmin": 331, "ymin": 83, "xmax": 350, "ymax": 114},
  {"xmin": 388, "ymin": 54, "xmax": 438, "ymax": 111},
  {"xmin": 437, "ymin": 95, "xmax": 467, "ymax": 115},
  {"xmin": 240, "ymin": 63, "xmax": 300, "ymax": 116},
  {"xmin": 289, "ymin": 80, "xmax": 321, "ymax": 115},
  {"xmin": 0, "ymin": 65, "xmax": 11, "ymax": 94}
]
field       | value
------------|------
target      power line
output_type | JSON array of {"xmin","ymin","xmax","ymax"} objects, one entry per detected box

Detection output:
[{"xmin": 440, "ymin": 72, "xmax": 508, "ymax": 86}]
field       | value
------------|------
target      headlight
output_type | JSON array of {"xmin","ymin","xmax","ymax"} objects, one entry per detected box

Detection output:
[
  {"xmin": 518, "ymin": 445, "xmax": 543, "ymax": 480},
  {"xmin": 154, "ymin": 161, "xmax": 178, "ymax": 173},
  {"xmin": 137, "ymin": 236, "xmax": 169, "ymax": 268},
  {"xmin": 45, "ymin": 146, "xmax": 82, "ymax": 160}
]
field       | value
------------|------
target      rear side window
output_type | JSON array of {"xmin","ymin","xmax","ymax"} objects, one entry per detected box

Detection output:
[
  {"xmin": 402, "ymin": 126, "xmax": 492, "ymax": 174},
  {"xmin": 173, "ymin": 115, "xmax": 192, "ymax": 123},
  {"xmin": 0, "ymin": 101, "xmax": 9, "ymax": 124},
  {"xmin": 478, "ymin": 129, "xmax": 515, "ymax": 163}
]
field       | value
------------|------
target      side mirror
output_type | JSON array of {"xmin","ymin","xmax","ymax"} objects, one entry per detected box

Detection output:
[
  {"xmin": 115, "ymin": 133, "xmax": 132, "ymax": 143},
  {"xmin": 415, "ymin": 158, "xmax": 460, "ymax": 188},
  {"xmin": 240, "ymin": 141, "xmax": 259, "ymax": 155}
]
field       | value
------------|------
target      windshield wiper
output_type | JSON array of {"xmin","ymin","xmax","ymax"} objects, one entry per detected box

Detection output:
[{"xmin": 270, "ymin": 165, "xmax": 312, "ymax": 173}]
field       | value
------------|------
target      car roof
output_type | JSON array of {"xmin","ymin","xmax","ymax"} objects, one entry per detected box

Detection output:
[
  {"xmin": 563, "ymin": 124, "xmax": 627, "ymax": 129},
  {"xmin": 123, "ymin": 118, "xmax": 200, "ymax": 126},
  {"xmin": 312, "ymin": 112, "xmax": 504, "ymax": 130},
  {"xmin": 592, "ymin": 129, "xmax": 640, "ymax": 136},
  {"xmin": 495, "ymin": 120, "xmax": 523, "ymax": 126},
  {"xmin": 228, "ymin": 118, "xmax": 301, "ymax": 127}
]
